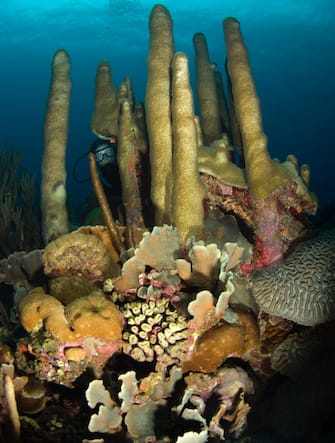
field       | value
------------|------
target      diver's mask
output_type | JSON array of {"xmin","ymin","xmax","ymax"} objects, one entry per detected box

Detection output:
[{"xmin": 91, "ymin": 136, "xmax": 117, "ymax": 167}]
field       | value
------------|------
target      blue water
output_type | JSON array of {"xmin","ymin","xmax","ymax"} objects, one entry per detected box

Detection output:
[{"xmin": 0, "ymin": 0, "xmax": 334, "ymax": 213}]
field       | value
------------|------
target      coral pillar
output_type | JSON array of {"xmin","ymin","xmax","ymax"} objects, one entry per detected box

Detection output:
[
  {"xmin": 223, "ymin": 18, "xmax": 285, "ymax": 198},
  {"xmin": 171, "ymin": 52, "xmax": 206, "ymax": 244},
  {"xmin": 193, "ymin": 32, "xmax": 222, "ymax": 145},
  {"xmin": 223, "ymin": 18, "xmax": 317, "ymax": 267},
  {"xmin": 41, "ymin": 49, "xmax": 71, "ymax": 244},
  {"xmin": 145, "ymin": 4, "xmax": 174, "ymax": 225},
  {"xmin": 118, "ymin": 99, "xmax": 144, "ymax": 227},
  {"xmin": 91, "ymin": 61, "xmax": 119, "ymax": 139}
]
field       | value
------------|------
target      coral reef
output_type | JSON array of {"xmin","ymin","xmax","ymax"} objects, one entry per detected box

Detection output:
[{"xmin": 3, "ymin": 3, "xmax": 333, "ymax": 443}]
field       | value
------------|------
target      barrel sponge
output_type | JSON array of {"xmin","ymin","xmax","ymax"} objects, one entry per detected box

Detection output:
[
  {"xmin": 43, "ymin": 231, "xmax": 114, "ymax": 282},
  {"xmin": 64, "ymin": 290, "xmax": 123, "ymax": 340}
]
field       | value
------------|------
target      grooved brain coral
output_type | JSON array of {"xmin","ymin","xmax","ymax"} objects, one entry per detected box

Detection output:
[{"xmin": 252, "ymin": 229, "xmax": 335, "ymax": 326}]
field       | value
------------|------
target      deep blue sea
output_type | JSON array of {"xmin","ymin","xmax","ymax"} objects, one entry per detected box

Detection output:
[{"xmin": 1, "ymin": 0, "xmax": 334, "ymax": 215}]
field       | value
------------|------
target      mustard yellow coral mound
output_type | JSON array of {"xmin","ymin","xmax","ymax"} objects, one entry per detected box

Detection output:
[
  {"xmin": 18, "ymin": 287, "xmax": 73, "ymax": 342},
  {"xmin": 19, "ymin": 287, "xmax": 123, "ymax": 343},
  {"xmin": 65, "ymin": 290, "xmax": 123, "ymax": 340},
  {"xmin": 182, "ymin": 310, "xmax": 259, "ymax": 373}
]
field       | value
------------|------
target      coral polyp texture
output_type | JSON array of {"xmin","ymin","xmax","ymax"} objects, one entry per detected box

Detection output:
[
  {"xmin": 122, "ymin": 297, "xmax": 190, "ymax": 366},
  {"xmin": 1, "ymin": 3, "xmax": 332, "ymax": 442}
]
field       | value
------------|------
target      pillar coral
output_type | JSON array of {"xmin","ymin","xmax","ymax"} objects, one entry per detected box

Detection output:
[
  {"xmin": 118, "ymin": 99, "xmax": 146, "ymax": 227},
  {"xmin": 91, "ymin": 61, "xmax": 119, "ymax": 138},
  {"xmin": 223, "ymin": 18, "xmax": 317, "ymax": 268},
  {"xmin": 171, "ymin": 52, "xmax": 206, "ymax": 244},
  {"xmin": 41, "ymin": 49, "xmax": 71, "ymax": 244},
  {"xmin": 145, "ymin": 4, "xmax": 174, "ymax": 225},
  {"xmin": 214, "ymin": 70, "xmax": 231, "ymax": 136},
  {"xmin": 193, "ymin": 32, "xmax": 222, "ymax": 145}
]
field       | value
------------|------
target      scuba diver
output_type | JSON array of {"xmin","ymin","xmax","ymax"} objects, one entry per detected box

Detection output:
[{"xmin": 73, "ymin": 135, "xmax": 123, "ymax": 221}]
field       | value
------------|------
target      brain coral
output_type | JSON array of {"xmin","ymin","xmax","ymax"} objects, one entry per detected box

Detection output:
[{"xmin": 252, "ymin": 229, "xmax": 335, "ymax": 326}]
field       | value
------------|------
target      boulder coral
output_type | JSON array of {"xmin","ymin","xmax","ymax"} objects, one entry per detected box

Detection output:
[
  {"xmin": 17, "ymin": 287, "xmax": 123, "ymax": 385},
  {"xmin": 64, "ymin": 290, "xmax": 123, "ymax": 340},
  {"xmin": 182, "ymin": 310, "xmax": 259, "ymax": 373},
  {"xmin": 43, "ymin": 230, "xmax": 115, "ymax": 283},
  {"xmin": 19, "ymin": 287, "xmax": 123, "ymax": 343}
]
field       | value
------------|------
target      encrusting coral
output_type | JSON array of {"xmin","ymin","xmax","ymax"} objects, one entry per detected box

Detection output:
[{"xmin": 182, "ymin": 310, "xmax": 259, "ymax": 373}]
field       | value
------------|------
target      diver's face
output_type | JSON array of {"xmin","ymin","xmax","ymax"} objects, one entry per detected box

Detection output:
[{"xmin": 94, "ymin": 143, "xmax": 116, "ymax": 166}]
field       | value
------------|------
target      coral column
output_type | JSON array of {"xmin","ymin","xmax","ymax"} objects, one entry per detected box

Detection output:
[
  {"xmin": 171, "ymin": 52, "xmax": 206, "ymax": 244},
  {"xmin": 91, "ymin": 61, "xmax": 119, "ymax": 139},
  {"xmin": 223, "ymin": 18, "xmax": 317, "ymax": 267},
  {"xmin": 41, "ymin": 50, "xmax": 71, "ymax": 244},
  {"xmin": 145, "ymin": 4, "xmax": 174, "ymax": 225},
  {"xmin": 223, "ymin": 18, "xmax": 282, "ymax": 198},
  {"xmin": 193, "ymin": 32, "xmax": 222, "ymax": 145}
]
